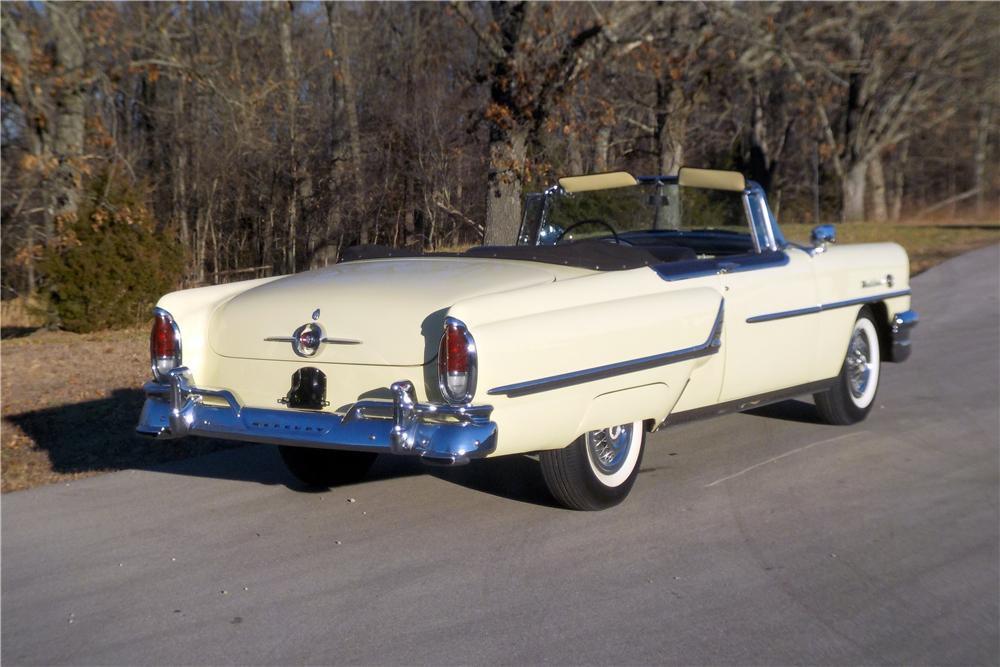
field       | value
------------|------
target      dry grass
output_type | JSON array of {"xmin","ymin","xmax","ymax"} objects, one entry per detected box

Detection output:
[
  {"xmin": 1, "ymin": 295, "xmax": 46, "ymax": 330},
  {"xmin": 1, "ymin": 327, "xmax": 235, "ymax": 493},
  {"xmin": 1, "ymin": 220, "xmax": 996, "ymax": 493}
]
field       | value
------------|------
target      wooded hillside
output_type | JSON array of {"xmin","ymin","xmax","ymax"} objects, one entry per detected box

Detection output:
[{"xmin": 2, "ymin": 1, "xmax": 996, "ymax": 301}]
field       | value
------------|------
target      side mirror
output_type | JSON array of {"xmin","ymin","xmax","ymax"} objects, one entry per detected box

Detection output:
[{"xmin": 810, "ymin": 224, "xmax": 836, "ymax": 252}]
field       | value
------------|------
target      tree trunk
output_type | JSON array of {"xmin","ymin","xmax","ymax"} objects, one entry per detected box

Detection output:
[
  {"xmin": 567, "ymin": 142, "xmax": 584, "ymax": 175},
  {"xmin": 172, "ymin": 81, "xmax": 189, "ymax": 252},
  {"xmin": 812, "ymin": 140, "xmax": 821, "ymax": 224},
  {"xmin": 975, "ymin": 103, "xmax": 990, "ymax": 217},
  {"xmin": 655, "ymin": 100, "xmax": 684, "ymax": 230},
  {"xmin": 890, "ymin": 140, "xmax": 908, "ymax": 221},
  {"xmin": 483, "ymin": 127, "xmax": 528, "ymax": 246},
  {"xmin": 842, "ymin": 161, "xmax": 868, "ymax": 222},
  {"xmin": 868, "ymin": 156, "xmax": 888, "ymax": 222},
  {"xmin": 280, "ymin": 2, "xmax": 298, "ymax": 271},
  {"xmin": 48, "ymin": 2, "xmax": 86, "ymax": 230},
  {"xmin": 324, "ymin": 2, "xmax": 365, "ymax": 243},
  {"xmin": 593, "ymin": 125, "xmax": 612, "ymax": 172}
]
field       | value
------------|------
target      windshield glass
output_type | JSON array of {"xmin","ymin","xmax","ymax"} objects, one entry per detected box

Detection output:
[{"xmin": 522, "ymin": 182, "xmax": 753, "ymax": 253}]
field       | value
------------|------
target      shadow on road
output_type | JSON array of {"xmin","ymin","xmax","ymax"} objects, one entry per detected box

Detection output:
[
  {"xmin": 6, "ymin": 389, "xmax": 560, "ymax": 507},
  {"xmin": 742, "ymin": 398, "xmax": 824, "ymax": 425},
  {"xmin": 8, "ymin": 390, "xmax": 822, "ymax": 505}
]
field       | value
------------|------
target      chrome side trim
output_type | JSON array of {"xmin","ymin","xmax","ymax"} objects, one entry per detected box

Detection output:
[
  {"xmin": 663, "ymin": 378, "xmax": 838, "ymax": 427},
  {"xmin": 746, "ymin": 289, "xmax": 912, "ymax": 324},
  {"xmin": 136, "ymin": 368, "xmax": 497, "ymax": 465},
  {"xmin": 488, "ymin": 300, "xmax": 724, "ymax": 398}
]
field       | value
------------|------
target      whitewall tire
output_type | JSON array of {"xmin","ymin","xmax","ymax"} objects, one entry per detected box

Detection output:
[
  {"xmin": 540, "ymin": 420, "xmax": 645, "ymax": 510},
  {"xmin": 815, "ymin": 307, "xmax": 882, "ymax": 425}
]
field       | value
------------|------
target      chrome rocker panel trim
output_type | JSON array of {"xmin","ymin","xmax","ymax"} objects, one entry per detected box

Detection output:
[
  {"xmin": 889, "ymin": 309, "xmax": 919, "ymax": 362},
  {"xmin": 135, "ymin": 369, "xmax": 497, "ymax": 466},
  {"xmin": 489, "ymin": 300, "xmax": 725, "ymax": 398},
  {"xmin": 746, "ymin": 289, "xmax": 912, "ymax": 323}
]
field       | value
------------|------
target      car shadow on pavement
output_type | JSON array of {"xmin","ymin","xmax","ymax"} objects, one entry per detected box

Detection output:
[
  {"xmin": 6, "ymin": 389, "xmax": 561, "ymax": 507},
  {"xmin": 742, "ymin": 398, "xmax": 825, "ymax": 424}
]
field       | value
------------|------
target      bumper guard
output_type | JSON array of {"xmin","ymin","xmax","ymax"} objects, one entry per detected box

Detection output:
[
  {"xmin": 136, "ymin": 368, "xmax": 497, "ymax": 465},
  {"xmin": 889, "ymin": 309, "xmax": 919, "ymax": 362}
]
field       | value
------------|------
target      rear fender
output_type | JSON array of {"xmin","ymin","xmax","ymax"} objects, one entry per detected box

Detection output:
[{"xmin": 451, "ymin": 285, "xmax": 723, "ymax": 455}]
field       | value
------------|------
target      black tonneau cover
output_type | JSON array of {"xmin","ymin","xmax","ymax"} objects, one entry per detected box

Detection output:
[{"xmin": 339, "ymin": 239, "xmax": 695, "ymax": 271}]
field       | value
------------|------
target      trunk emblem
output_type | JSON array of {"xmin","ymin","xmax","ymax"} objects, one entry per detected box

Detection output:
[
  {"xmin": 312, "ymin": 309, "xmax": 321, "ymax": 321},
  {"xmin": 265, "ymin": 323, "xmax": 362, "ymax": 355},
  {"xmin": 293, "ymin": 323, "xmax": 323, "ymax": 357}
]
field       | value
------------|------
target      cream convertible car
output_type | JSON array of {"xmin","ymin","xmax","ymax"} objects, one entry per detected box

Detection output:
[{"xmin": 138, "ymin": 167, "xmax": 918, "ymax": 510}]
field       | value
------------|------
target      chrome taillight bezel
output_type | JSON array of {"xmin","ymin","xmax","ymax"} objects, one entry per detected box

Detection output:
[
  {"xmin": 150, "ymin": 307, "xmax": 182, "ymax": 382},
  {"xmin": 437, "ymin": 317, "xmax": 477, "ymax": 405}
]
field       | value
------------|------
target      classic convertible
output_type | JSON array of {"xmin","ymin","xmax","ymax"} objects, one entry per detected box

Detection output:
[{"xmin": 137, "ymin": 167, "xmax": 917, "ymax": 510}]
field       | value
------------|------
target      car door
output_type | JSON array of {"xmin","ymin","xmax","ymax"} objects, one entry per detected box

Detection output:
[{"xmin": 717, "ymin": 247, "xmax": 823, "ymax": 403}]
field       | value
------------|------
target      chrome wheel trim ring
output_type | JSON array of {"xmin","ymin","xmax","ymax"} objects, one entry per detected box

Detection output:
[
  {"xmin": 586, "ymin": 423, "xmax": 634, "ymax": 475},
  {"xmin": 584, "ymin": 421, "xmax": 642, "ymax": 488},
  {"xmin": 847, "ymin": 329, "xmax": 872, "ymax": 399},
  {"xmin": 846, "ymin": 318, "xmax": 880, "ymax": 409}
]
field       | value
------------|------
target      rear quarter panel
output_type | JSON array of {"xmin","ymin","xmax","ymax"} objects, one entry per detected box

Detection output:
[{"xmin": 449, "ymin": 268, "xmax": 725, "ymax": 456}]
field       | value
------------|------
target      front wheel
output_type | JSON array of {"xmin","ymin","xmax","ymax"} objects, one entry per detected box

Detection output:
[
  {"xmin": 814, "ymin": 307, "xmax": 881, "ymax": 425},
  {"xmin": 540, "ymin": 421, "xmax": 645, "ymax": 511},
  {"xmin": 278, "ymin": 446, "xmax": 377, "ymax": 489}
]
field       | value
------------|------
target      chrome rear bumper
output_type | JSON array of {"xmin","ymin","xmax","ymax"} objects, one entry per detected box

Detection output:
[
  {"xmin": 136, "ymin": 368, "xmax": 497, "ymax": 465},
  {"xmin": 889, "ymin": 309, "xmax": 919, "ymax": 362}
]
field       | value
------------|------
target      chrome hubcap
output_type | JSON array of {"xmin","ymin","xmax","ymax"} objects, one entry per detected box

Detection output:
[
  {"xmin": 847, "ymin": 329, "xmax": 872, "ymax": 399},
  {"xmin": 587, "ymin": 423, "xmax": 633, "ymax": 475}
]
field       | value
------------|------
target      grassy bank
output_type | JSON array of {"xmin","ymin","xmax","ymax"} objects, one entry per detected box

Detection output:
[{"xmin": 781, "ymin": 220, "xmax": 1000, "ymax": 276}]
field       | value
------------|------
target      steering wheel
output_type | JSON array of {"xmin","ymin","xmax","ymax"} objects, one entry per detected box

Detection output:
[{"xmin": 554, "ymin": 219, "xmax": 622, "ymax": 245}]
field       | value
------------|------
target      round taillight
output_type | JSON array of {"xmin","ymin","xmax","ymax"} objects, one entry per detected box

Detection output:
[
  {"xmin": 438, "ymin": 318, "xmax": 476, "ymax": 404},
  {"xmin": 150, "ymin": 309, "xmax": 182, "ymax": 381}
]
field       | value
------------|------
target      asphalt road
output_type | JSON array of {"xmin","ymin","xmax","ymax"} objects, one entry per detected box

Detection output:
[{"xmin": 3, "ymin": 245, "xmax": 998, "ymax": 666}]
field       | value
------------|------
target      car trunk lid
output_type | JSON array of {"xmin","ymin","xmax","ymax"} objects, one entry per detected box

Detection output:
[{"xmin": 208, "ymin": 257, "xmax": 562, "ymax": 366}]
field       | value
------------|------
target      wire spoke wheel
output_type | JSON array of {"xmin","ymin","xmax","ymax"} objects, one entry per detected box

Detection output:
[{"xmin": 586, "ymin": 423, "xmax": 634, "ymax": 476}]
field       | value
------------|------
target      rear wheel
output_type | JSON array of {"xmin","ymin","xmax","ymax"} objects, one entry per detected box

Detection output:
[
  {"xmin": 540, "ymin": 421, "xmax": 645, "ymax": 511},
  {"xmin": 814, "ymin": 307, "xmax": 881, "ymax": 425},
  {"xmin": 278, "ymin": 446, "xmax": 377, "ymax": 488}
]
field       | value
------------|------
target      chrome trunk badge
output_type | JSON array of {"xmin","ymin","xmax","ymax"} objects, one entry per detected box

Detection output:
[{"xmin": 265, "ymin": 322, "xmax": 362, "ymax": 354}]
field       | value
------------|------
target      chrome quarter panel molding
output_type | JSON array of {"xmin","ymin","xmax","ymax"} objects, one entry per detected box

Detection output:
[
  {"xmin": 488, "ymin": 300, "xmax": 724, "ymax": 398},
  {"xmin": 135, "ymin": 368, "xmax": 497, "ymax": 466},
  {"xmin": 746, "ymin": 289, "xmax": 912, "ymax": 324}
]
